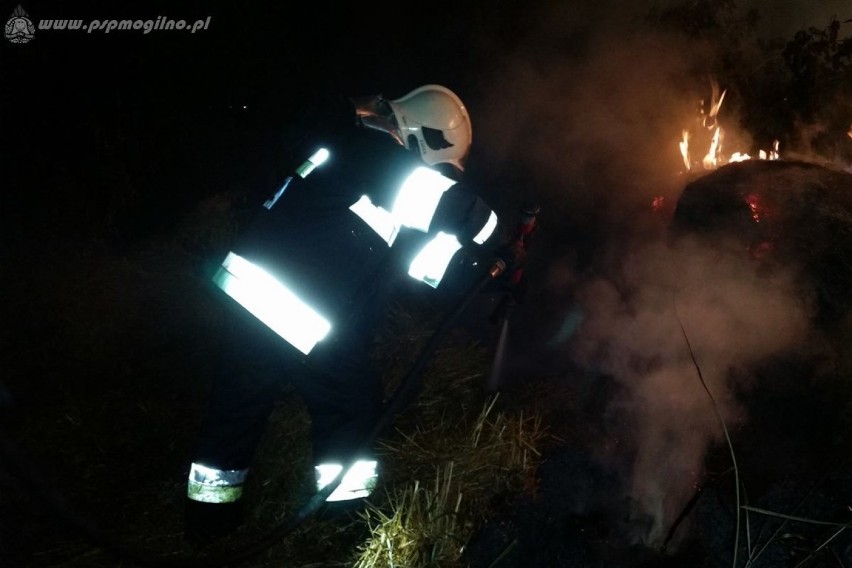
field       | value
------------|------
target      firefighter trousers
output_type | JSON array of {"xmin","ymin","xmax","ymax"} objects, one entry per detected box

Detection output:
[{"xmin": 189, "ymin": 292, "xmax": 384, "ymax": 497}]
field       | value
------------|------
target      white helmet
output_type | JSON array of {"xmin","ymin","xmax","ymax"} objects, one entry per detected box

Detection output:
[{"xmin": 387, "ymin": 85, "xmax": 472, "ymax": 173}]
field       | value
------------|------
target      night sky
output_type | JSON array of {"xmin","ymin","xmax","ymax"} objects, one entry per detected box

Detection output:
[{"xmin": 2, "ymin": 2, "xmax": 487, "ymax": 247}]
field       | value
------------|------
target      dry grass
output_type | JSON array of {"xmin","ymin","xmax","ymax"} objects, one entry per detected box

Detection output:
[
  {"xmin": 355, "ymin": 465, "xmax": 466, "ymax": 568},
  {"xmin": 353, "ymin": 392, "xmax": 547, "ymax": 568}
]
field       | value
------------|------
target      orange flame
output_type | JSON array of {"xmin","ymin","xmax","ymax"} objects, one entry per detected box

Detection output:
[
  {"xmin": 678, "ymin": 79, "xmax": 781, "ymax": 173},
  {"xmin": 679, "ymin": 130, "xmax": 691, "ymax": 170},
  {"xmin": 703, "ymin": 127, "xmax": 721, "ymax": 170},
  {"xmin": 769, "ymin": 139, "xmax": 780, "ymax": 160},
  {"xmin": 703, "ymin": 79, "xmax": 727, "ymax": 130}
]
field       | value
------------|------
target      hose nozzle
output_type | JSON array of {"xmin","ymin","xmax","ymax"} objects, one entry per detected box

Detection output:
[{"xmin": 488, "ymin": 259, "xmax": 507, "ymax": 279}]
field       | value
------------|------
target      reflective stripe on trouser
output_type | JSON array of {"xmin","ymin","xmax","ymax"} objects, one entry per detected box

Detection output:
[
  {"xmin": 212, "ymin": 252, "xmax": 332, "ymax": 355},
  {"xmin": 187, "ymin": 463, "xmax": 249, "ymax": 503},
  {"xmin": 315, "ymin": 460, "xmax": 378, "ymax": 502}
]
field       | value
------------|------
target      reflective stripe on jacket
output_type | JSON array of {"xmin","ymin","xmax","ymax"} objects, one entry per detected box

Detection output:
[{"xmin": 213, "ymin": 129, "xmax": 497, "ymax": 355}]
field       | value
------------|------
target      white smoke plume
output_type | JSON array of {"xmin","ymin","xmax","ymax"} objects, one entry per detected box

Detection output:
[
  {"xmin": 566, "ymin": 235, "xmax": 813, "ymax": 545},
  {"xmin": 463, "ymin": 0, "xmax": 843, "ymax": 550}
]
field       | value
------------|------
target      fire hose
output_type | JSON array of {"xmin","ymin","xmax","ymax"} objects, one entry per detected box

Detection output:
[
  {"xmin": 486, "ymin": 202, "xmax": 540, "ymax": 391},
  {"xmin": 0, "ymin": 206, "xmax": 538, "ymax": 567}
]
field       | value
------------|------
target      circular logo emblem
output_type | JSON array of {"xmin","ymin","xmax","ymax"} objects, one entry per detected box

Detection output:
[{"xmin": 5, "ymin": 5, "xmax": 35, "ymax": 44}]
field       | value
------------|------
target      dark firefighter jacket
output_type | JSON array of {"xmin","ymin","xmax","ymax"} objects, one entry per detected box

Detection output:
[{"xmin": 213, "ymin": 98, "xmax": 498, "ymax": 357}]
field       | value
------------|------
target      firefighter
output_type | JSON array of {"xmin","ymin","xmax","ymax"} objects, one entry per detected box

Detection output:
[{"xmin": 184, "ymin": 84, "xmax": 504, "ymax": 542}]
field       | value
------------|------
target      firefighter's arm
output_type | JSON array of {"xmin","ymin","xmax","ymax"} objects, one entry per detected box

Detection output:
[{"xmin": 429, "ymin": 182, "xmax": 496, "ymax": 243}]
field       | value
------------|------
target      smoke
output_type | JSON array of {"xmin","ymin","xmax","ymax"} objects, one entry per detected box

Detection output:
[
  {"xmin": 567, "ymin": 235, "xmax": 813, "ymax": 545},
  {"xmin": 471, "ymin": 5, "xmax": 700, "ymax": 233},
  {"xmin": 468, "ymin": 1, "xmax": 850, "ymax": 233},
  {"xmin": 463, "ymin": 0, "xmax": 832, "ymax": 549}
]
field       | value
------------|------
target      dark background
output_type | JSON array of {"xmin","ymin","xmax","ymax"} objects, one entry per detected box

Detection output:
[
  {"xmin": 3, "ymin": 1, "xmax": 852, "ymax": 566},
  {"xmin": 1, "ymin": 2, "xmax": 500, "ymax": 246}
]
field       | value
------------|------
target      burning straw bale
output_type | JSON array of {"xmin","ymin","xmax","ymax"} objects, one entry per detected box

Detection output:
[{"xmin": 672, "ymin": 159, "xmax": 852, "ymax": 328}]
